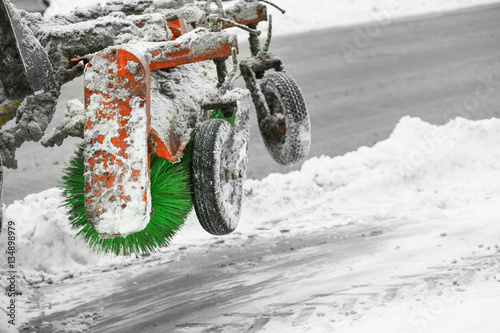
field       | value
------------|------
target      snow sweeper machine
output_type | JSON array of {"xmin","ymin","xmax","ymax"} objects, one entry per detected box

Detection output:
[{"xmin": 0, "ymin": 0, "xmax": 311, "ymax": 254}]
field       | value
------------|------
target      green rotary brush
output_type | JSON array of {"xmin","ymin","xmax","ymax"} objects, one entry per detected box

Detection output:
[{"xmin": 61, "ymin": 143, "xmax": 193, "ymax": 256}]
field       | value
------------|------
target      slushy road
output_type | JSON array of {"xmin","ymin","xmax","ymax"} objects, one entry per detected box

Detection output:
[{"xmin": 3, "ymin": 3, "xmax": 500, "ymax": 203}]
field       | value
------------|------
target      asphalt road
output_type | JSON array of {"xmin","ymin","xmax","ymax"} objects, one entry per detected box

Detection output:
[
  {"xmin": 2, "ymin": 2, "xmax": 500, "ymax": 204},
  {"xmin": 243, "ymin": 2, "xmax": 500, "ymax": 179},
  {"xmin": 20, "ymin": 3, "xmax": 500, "ymax": 332}
]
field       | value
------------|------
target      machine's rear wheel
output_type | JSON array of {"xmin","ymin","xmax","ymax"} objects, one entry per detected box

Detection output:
[
  {"xmin": 257, "ymin": 72, "xmax": 311, "ymax": 166},
  {"xmin": 191, "ymin": 118, "xmax": 245, "ymax": 235}
]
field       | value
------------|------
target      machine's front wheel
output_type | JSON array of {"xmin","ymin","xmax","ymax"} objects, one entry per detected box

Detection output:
[
  {"xmin": 191, "ymin": 118, "xmax": 245, "ymax": 235},
  {"xmin": 257, "ymin": 72, "xmax": 311, "ymax": 166}
]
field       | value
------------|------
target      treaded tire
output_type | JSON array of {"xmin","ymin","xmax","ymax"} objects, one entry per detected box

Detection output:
[
  {"xmin": 258, "ymin": 72, "xmax": 311, "ymax": 166},
  {"xmin": 191, "ymin": 119, "xmax": 244, "ymax": 235}
]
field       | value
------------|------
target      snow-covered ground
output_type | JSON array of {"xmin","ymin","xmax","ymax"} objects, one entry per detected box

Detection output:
[
  {"xmin": 2, "ymin": 116, "xmax": 500, "ymax": 332},
  {"xmin": 1, "ymin": 0, "xmax": 500, "ymax": 332}
]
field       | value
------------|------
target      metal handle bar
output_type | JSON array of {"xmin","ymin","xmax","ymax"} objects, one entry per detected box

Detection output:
[
  {"xmin": 219, "ymin": 17, "xmax": 261, "ymax": 35},
  {"xmin": 259, "ymin": 0, "xmax": 286, "ymax": 14},
  {"xmin": 207, "ymin": 14, "xmax": 261, "ymax": 35}
]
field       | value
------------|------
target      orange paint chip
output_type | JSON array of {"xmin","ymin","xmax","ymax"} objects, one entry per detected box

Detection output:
[
  {"xmin": 105, "ymin": 172, "xmax": 116, "ymax": 189},
  {"xmin": 130, "ymin": 169, "xmax": 141, "ymax": 182},
  {"xmin": 85, "ymin": 119, "xmax": 93, "ymax": 130}
]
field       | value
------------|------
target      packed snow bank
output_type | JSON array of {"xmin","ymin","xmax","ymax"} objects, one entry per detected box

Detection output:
[
  {"xmin": 238, "ymin": 116, "xmax": 500, "ymax": 237},
  {"xmin": 1, "ymin": 189, "xmax": 118, "ymax": 279},
  {"xmin": 44, "ymin": 0, "xmax": 500, "ymax": 36},
  {"xmin": 2, "ymin": 116, "xmax": 500, "ymax": 277}
]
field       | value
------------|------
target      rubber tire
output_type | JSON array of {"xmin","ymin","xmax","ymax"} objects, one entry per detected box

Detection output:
[
  {"xmin": 191, "ymin": 119, "xmax": 243, "ymax": 235},
  {"xmin": 258, "ymin": 72, "xmax": 311, "ymax": 166}
]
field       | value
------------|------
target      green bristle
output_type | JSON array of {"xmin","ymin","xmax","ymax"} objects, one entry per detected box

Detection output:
[
  {"xmin": 61, "ymin": 143, "xmax": 193, "ymax": 256},
  {"xmin": 61, "ymin": 109, "xmax": 233, "ymax": 255},
  {"xmin": 210, "ymin": 108, "xmax": 236, "ymax": 126}
]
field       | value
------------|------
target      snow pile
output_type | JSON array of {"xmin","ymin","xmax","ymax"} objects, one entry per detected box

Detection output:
[
  {"xmin": 3, "ymin": 116, "xmax": 499, "ymax": 276},
  {"xmin": 44, "ymin": 0, "xmax": 500, "ymax": 36},
  {"xmin": 1, "ymin": 189, "xmax": 117, "ymax": 280},
  {"xmin": 238, "ymin": 116, "xmax": 500, "ymax": 237}
]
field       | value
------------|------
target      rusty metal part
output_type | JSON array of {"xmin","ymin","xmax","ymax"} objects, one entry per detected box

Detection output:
[
  {"xmin": 145, "ymin": 29, "xmax": 237, "ymax": 159},
  {"xmin": 202, "ymin": 99, "xmax": 237, "ymax": 118},
  {"xmin": 84, "ymin": 48, "xmax": 152, "ymax": 237},
  {"xmin": 166, "ymin": 16, "xmax": 188, "ymax": 39},
  {"xmin": 83, "ymin": 29, "xmax": 238, "ymax": 236},
  {"xmin": 145, "ymin": 30, "xmax": 236, "ymax": 71},
  {"xmin": 253, "ymin": 56, "xmax": 284, "ymax": 79},
  {"xmin": 50, "ymin": 0, "xmax": 265, "ymax": 85}
]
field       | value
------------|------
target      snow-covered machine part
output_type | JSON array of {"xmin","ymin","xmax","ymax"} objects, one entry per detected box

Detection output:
[
  {"xmin": 237, "ymin": 7, "xmax": 311, "ymax": 167},
  {"xmin": 0, "ymin": 0, "xmax": 60, "ymax": 169},
  {"xmin": 46, "ymin": 0, "xmax": 198, "ymax": 23},
  {"xmin": 192, "ymin": 88, "xmax": 251, "ymax": 234},
  {"xmin": 122, "ymin": 28, "xmax": 236, "ymax": 72},
  {"xmin": 0, "ymin": 0, "xmax": 268, "ymax": 170},
  {"xmin": 0, "ymin": 0, "xmax": 56, "ymax": 99},
  {"xmin": 0, "ymin": 155, "xmax": 3, "ymax": 228},
  {"xmin": 222, "ymin": 0, "xmax": 267, "ymax": 27},
  {"xmin": 149, "ymin": 63, "xmax": 217, "ymax": 163},
  {"xmin": 84, "ymin": 48, "xmax": 151, "ymax": 238},
  {"xmin": 126, "ymin": 28, "xmax": 236, "ymax": 161},
  {"xmin": 41, "ymin": 99, "xmax": 85, "ymax": 147},
  {"xmin": 38, "ymin": 12, "xmax": 175, "ymax": 84},
  {"xmin": 41, "ymin": 62, "xmax": 218, "ymax": 151},
  {"xmin": 83, "ymin": 27, "xmax": 237, "ymax": 237},
  {"xmin": 2, "ymin": 0, "xmax": 311, "ymax": 250}
]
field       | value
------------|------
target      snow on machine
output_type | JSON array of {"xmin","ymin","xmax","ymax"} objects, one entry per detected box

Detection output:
[{"xmin": 0, "ymin": 0, "xmax": 311, "ymax": 254}]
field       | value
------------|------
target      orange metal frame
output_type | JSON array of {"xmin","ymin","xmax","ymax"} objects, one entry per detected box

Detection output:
[
  {"xmin": 166, "ymin": 16, "xmax": 188, "ymax": 40},
  {"xmin": 82, "ymin": 3, "xmax": 267, "ymax": 236},
  {"xmin": 83, "ymin": 29, "xmax": 236, "ymax": 235},
  {"xmin": 222, "ymin": 8, "xmax": 267, "ymax": 28}
]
